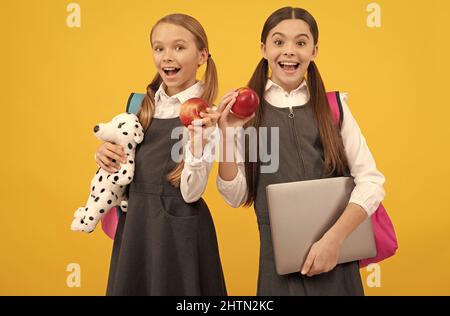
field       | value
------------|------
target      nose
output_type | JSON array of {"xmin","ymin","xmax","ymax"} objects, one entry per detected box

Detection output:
[
  {"xmin": 162, "ymin": 49, "xmax": 174, "ymax": 62},
  {"xmin": 283, "ymin": 43, "xmax": 295, "ymax": 56},
  {"xmin": 93, "ymin": 125, "xmax": 99, "ymax": 133},
  {"xmin": 283, "ymin": 50, "xmax": 294, "ymax": 57}
]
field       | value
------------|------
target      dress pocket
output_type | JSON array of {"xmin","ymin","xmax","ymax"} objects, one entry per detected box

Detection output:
[{"xmin": 157, "ymin": 195, "xmax": 200, "ymax": 220}]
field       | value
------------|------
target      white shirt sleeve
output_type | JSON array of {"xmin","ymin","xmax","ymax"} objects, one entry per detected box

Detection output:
[
  {"xmin": 180, "ymin": 126, "xmax": 216, "ymax": 203},
  {"xmin": 216, "ymin": 162, "xmax": 248, "ymax": 208},
  {"xmin": 216, "ymin": 131, "xmax": 248, "ymax": 208},
  {"xmin": 339, "ymin": 93, "xmax": 386, "ymax": 216}
]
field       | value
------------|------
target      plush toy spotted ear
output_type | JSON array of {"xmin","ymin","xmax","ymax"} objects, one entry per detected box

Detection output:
[
  {"xmin": 133, "ymin": 121, "xmax": 145, "ymax": 144},
  {"xmin": 134, "ymin": 133, "xmax": 144, "ymax": 144}
]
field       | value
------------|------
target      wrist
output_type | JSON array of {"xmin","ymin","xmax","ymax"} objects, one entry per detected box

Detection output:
[{"xmin": 323, "ymin": 229, "xmax": 345, "ymax": 246}]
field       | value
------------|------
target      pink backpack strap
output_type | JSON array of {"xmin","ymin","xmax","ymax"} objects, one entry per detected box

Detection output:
[{"xmin": 326, "ymin": 91, "xmax": 343, "ymax": 128}]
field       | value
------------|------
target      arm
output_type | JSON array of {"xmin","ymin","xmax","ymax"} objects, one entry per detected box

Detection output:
[
  {"xmin": 216, "ymin": 130, "xmax": 248, "ymax": 207},
  {"xmin": 301, "ymin": 93, "xmax": 386, "ymax": 276},
  {"xmin": 216, "ymin": 90, "xmax": 254, "ymax": 208},
  {"xmin": 340, "ymin": 92, "xmax": 386, "ymax": 216},
  {"xmin": 180, "ymin": 110, "xmax": 220, "ymax": 203},
  {"xmin": 180, "ymin": 129, "xmax": 216, "ymax": 203}
]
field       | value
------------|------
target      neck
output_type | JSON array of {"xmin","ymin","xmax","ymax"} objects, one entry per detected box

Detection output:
[
  {"xmin": 165, "ymin": 79, "xmax": 198, "ymax": 97},
  {"xmin": 269, "ymin": 77, "xmax": 305, "ymax": 94}
]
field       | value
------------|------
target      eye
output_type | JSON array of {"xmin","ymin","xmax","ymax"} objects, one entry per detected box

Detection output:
[
  {"xmin": 274, "ymin": 39, "xmax": 283, "ymax": 46},
  {"xmin": 297, "ymin": 41, "xmax": 306, "ymax": 47},
  {"xmin": 154, "ymin": 46, "xmax": 163, "ymax": 52},
  {"xmin": 175, "ymin": 45, "xmax": 185, "ymax": 51}
]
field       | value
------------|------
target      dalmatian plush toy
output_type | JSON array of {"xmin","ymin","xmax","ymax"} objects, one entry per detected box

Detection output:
[{"xmin": 71, "ymin": 112, "xmax": 144, "ymax": 233}]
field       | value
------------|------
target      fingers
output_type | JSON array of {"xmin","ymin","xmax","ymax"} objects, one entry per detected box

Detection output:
[
  {"xmin": 307, "ymin": 260, "xmax": 322, "ymax": 277},
  {"xmin": 220, "ymin": 89, "xmax": 238, "ymax": 102},
  {"xmin": 187, "ymin": 118, "xmax": 216, "ymax": 140},
  {"xmin": 307, "ymin": 263, "xmax": 330, "ymax": 277},
  {"xmin": 104, "ymin": 143, "xmax": 126, "ymax": 161},
  {"xmin": 217, "ymin": 91, "xmax": 238, "ymax": 113},
  {"xmin": 217, "ymin": 96, "xmax": 234, "ymax": 113},
  {"xmin": 202, "ymin": 117, "xmax": 212, "ymax": 127},
  {"xmin": 96, "ymin": 142, "xmax": 127, "ymax": 173},
  {"xmin": 206, "ymin": 109, "xmax": 221, "ymax": 122},
  {"xmin": 95, "ymin": 151, "xmax": 116, "ymax": 173},
  {"xmin": 302, "ymin": 252, "xmax": 328, "ymax": 277},
  {"xmin": 222, "ymin": 97, "xmax": 237, "ymax": 117},
  {"xmin": 199, "ymin": 111, "xmax": 220, "ymax": 127},
  {"xmin": 205, "ymin": 107, "xmax": 220, "ymax": 117},
  {"xmin": 301, "ymin": 249, "xmax": 316, "ymax": 276},
  {"xmin": 196, "ymin": 114, "xmax": 210, "ymax": 126},
  {"xmin": 104, "ymin": 148, "xmax": 127, "ymax": 164},
  {"xmin": 105, "ymin": 142, "xmax": 126, "ymax": 161}
]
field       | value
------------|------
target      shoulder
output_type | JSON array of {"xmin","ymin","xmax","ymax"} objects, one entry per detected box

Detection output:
[
  {"xmin": 335, "ymin": 91, "xmax": 351, "ymax": 118},
  {"xmin": 335, "ymin": 92, "xmax": 360, "ymax": 130},
  {"xmin": 338, "ymin": 91, "xmax": 348, "ymax": 106}
]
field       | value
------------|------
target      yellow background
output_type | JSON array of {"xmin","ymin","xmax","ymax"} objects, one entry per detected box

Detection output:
[{"xmin": 1, "ymin": 0, "xmax": 449, "ymax": 295}]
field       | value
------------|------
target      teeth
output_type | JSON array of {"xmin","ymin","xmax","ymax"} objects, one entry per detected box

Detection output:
[
  {"xmin": 163, "ymin": 67, "xmax": 179, "ymax": 71},
  {"xmin": 279, "ymin": 62, "xmax": 299, "ymax": 66}
]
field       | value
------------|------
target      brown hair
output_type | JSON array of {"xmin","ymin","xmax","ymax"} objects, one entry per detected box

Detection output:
[
  {"xmin": 138, "ymin": 13, "xmax": 218, "ymax": 187},
  {"xmin": 243, "ymin": 7, "xmax": 348, "ymax": 206}
]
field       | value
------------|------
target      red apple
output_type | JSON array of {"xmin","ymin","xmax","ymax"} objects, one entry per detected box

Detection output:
[
  {"xmin": 231, "ymin": 87, "xmax": 260, "ymax": 118},
  {"xmin": 179, "ymin": 97, "xmax": 209, "ymax": 127}
]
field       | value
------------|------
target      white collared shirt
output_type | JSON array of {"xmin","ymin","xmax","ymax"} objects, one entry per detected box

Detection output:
[
  {"xmin": 154, "ymin": 81, "xmax": 203, "ymax": 118},
  {"xmin": 153, "ymin": 81, "xmax": 216, "ymax": 203},
  {"xmin": 216, "ymin": 79, "xmax": 386, "ymax": 216},
  {"xmin": 264, "ymin": 79, "xmax": 310, "ymax": 108}
]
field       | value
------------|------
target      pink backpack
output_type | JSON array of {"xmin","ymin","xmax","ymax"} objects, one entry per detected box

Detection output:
[
  {"xmin": 101, "ymin": 206, "xmax": 119, "ymax": 239},
  {"xmin": 326, "ymin": 91, "xmax": 398, "ymax": 268}
]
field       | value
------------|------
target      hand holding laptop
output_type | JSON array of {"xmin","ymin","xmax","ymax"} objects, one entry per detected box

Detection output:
[
  {"xmin": 300, "ymin": 202, "xmax": 368, "ymax": 276},
  {"xmin": 266, "ymin": 177, "xmax": 377, "ymax": 276},
  {"xmin": 300, "ymin": 232, "xmax": 342, "ymax": 276}
]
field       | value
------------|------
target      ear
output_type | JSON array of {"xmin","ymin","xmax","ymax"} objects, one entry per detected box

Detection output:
[
  {"xmin": 134, "ymin": 133, "xmax": 144, "ymax": 144},
  {"xmin": 261, "ymin": 42, "xmax": 267, "ymax": 60},
  {"xmin": 198, "ymin": 48, "xmax": 208, "ymax": 67},
  {"xmin": 311, "ymin": 44, "xmax": 319, "ymax": 62}
]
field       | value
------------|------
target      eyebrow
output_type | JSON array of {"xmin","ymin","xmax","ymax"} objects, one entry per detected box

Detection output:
[
  {"xmin": 271, "ymin": 32, "xmax": 310, "ymax": 39},
  {"xmin": 152, "ymin": 39, "xmax": 188, "ymax": 45}
]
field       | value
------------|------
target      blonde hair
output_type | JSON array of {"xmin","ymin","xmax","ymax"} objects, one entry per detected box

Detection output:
[{"xmin": 138, "ymin": 13, "xmax": 218, "ymax": 187}]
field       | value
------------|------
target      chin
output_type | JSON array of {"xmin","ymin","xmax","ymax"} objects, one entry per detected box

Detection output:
[{"xmin": 278, "ymin": 78, "xmax": 303, "ymax": 90}]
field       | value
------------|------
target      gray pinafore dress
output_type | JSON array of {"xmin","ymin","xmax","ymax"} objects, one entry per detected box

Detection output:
[
  {"xmin": 106, "ymin": 117, "xmax": 227, "ymax": 296},
  {"xmin": 254, "ymin": 100, "xmax": 364, "ymax": 296}
]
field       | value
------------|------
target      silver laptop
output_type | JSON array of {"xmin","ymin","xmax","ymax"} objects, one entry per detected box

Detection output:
[{"xmin": 266, "ymin": 177, "xmax": 377, "ymax": 275}]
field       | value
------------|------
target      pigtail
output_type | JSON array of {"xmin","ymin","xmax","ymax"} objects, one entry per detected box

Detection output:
[
  {"xmin": 307, "ymin": 61, "xmax": 348, "ymax": 177},
  {"xmin": 138, "ymin": 73, "xmax": 162, "ymax": 131},
  {"xmin": 242, "ymin": 58, "xmax": 269, "ymax": 206},
  {"xmin": 201, "ymin": 56, "xmax": 218, "ymax": 105}
]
